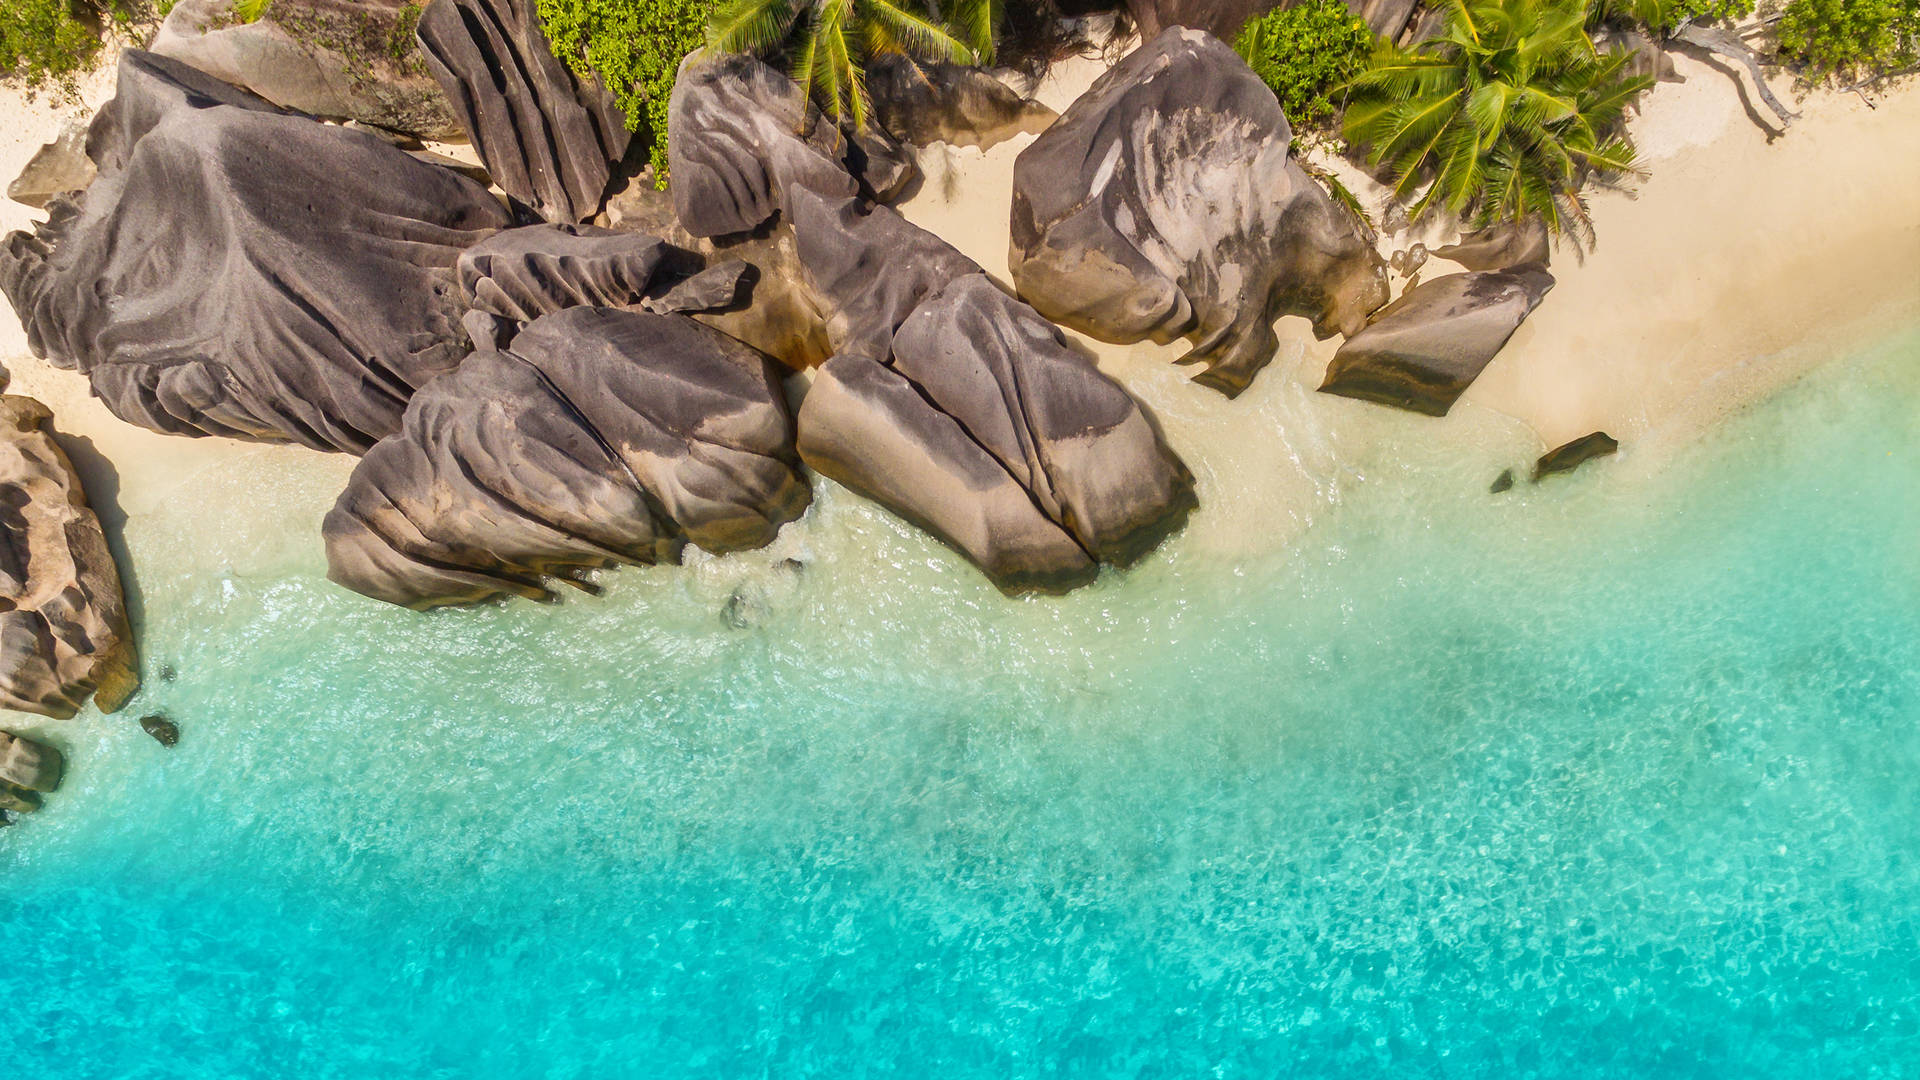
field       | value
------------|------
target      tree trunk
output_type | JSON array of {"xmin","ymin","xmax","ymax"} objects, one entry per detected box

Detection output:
[{"xmin": 1672, "ymin": 22, "xmax": 1799, "ymax": 129}]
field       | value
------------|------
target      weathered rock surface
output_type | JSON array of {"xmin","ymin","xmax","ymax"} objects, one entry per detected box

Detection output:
[
  {"xmin": 1010, "ymin": 28, "xmax": 1388, "ymax": 397},
  {"xmin": 1433, "ymin": 219, "xmax": 1552, "ymax": 272},
  {"xmin": 0, "ymin": 51, "xmax": 514, "ymax": 454},
  {"xmin": 1534, "ymin": 432, "xmax": 1619, "ymax": 481},
  {"xmin": 1318, "ymin": 266, "xmax": 1555, "ymax": 416},
  {"xmin": 867, "ymin": 55, "xmax": 1058, "ymax": 150},
  {"xmin": 7, "ymin": 112, "xmax": 96, "ymax": 209},
  {"xmin": 417, "ymin": 0, "xmax": 629, "ymax": 223},
  {"xmin": 1127, "ymin": 0, "xmax": 1278, "ymax": 39},
  {"xmin": 325, "ymin": 306, "xmax": 810, "ymax": 608},
  {"xmin": 457, "ymin": 223, "xmax": 750, "ymax": 324},
  {"xmin": 0, "ymin": 730, "xmax": 64, "ymax": 793},
  {"xmin": 151, "ymin": 0, "xmax": 461, "ymax": 138},
  {"xmin": 798, "ymin": 275, "xmax": 1195, "ymax": 594},
  {"xmin": 0, "ymin": 397, "xmax": 137, "ymax": 719}
]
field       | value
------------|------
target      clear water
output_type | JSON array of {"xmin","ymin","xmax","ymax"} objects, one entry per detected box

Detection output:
[{"xmin": 3, "ymin": 329, "xmax": 1917, "ymax": 1078}]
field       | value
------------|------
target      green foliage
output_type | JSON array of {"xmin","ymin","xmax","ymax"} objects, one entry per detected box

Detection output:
[
  {"xmin": 1343, "ymin": 0, "xmax": 1654, "ymax": 236},
  {"xmin": 538, "ymin": 0, "xmax": 713, "ymax": 187},
  {"xmin": 231, "ymin": 0, "xmax": 271, "ymax": 22},
  {"xmin": 1, "ymin": 0, "xmax": 116, "ymax": 89},
  {"xmin": 1776, "ymin": 0, "xmax": 1919, "ymax": 75},
  {"xmin": 1588, "ymin": 0, "xmax": 1754, "ymax": 31},
  {"xmin": 1234, "ymin": 0, "xmax": 1374, "ymax": 129},
  {"xmin": 707, "ymin": 0, "xmax": 998, "ymax": 129}
]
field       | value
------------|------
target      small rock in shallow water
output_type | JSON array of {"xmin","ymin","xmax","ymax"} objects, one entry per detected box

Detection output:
[
  {"xmin": 1490, "ymin": 469, "xmax": 1515, "ymax": 494},
  {"xmin": 140, "ymin": 715, "xmax": 181, "ymax": 748},
  {"xmin": 0, "ymin": 730, "xmax": 62, "ymax": 792},
  {"xmin": 1533, "ymin": 432, "xmax": 1619, "ymax": 481}
]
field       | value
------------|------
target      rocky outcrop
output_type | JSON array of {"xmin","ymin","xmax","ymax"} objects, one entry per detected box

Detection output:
[
  {"xmin": 0, "ymin": 730, "xmax": 63, "ymax": 814},
  {"xmin": 0, "ymin": 396, "xmax": 137, "ymax": 719},
  {"xmin": 7, "ymin": 112, "xmax": 95, "ymax": 210},
  {"xmin": 1433, "ymin": 219, "xmax": 1552, "ymax": 272},
  {"xmin": 457, "ymin": 223, "xmax": 750, "ymax": 324},
  {"xmin": 1534, "ymin": 432, "xmax": 1619, "ymax": 481},
  {"xmin": 1318, "ymin": 266, "xmax": 1555, "ymax": 416},
  {"xmin": 1009, "ymin": 28, "xmax": 1388, "ymax": 398},
  {"xmin": 324, "ymin": 306, "xmax": 811, "ymax": 608},
  {"xmin": 0, "ymin": 51, "xmax": 514, "ymax": 454},
  {"xmin": 151, "ymin": 0, "xmax": 461, "ymax": 138},
  {"xmin": 417, "ymin": 0, "xmax": 629, "ymax": 223},
  {"xmin": 798, "ymin": 275, "xmax": 1195, "ymax": 594},
  {"xmin": 866, "ymin": 55, "xmax": 1058, "ymax": 150},
  {"xmin": 1127, "ymin": 0, "xmax": 1278, "ymax": 39}
]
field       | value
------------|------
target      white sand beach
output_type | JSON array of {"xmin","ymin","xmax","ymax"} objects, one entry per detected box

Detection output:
[{"xmin": 2, "ymin": 42, "xmax": 1916, "ymax": 564}]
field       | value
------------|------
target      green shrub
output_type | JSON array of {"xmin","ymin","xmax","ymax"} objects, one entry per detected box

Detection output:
[
  {"xmin": 1, "ymin": 0, "xmax": 115, "ymax": 89},
  {"xmin": 1234, "ymin": 0, "xmax": 1374, "ymax": 130},
  {"xmin": 537, "ymin": 0, "xmax": 713, "ymax": 187},
  {"xmin": 1589, "ymin": 0, "xmax": 1754, "ymax": 31},
  {"xmin": 1776, "ymin": 0, "xmax": 1918, "ymax": 75}
]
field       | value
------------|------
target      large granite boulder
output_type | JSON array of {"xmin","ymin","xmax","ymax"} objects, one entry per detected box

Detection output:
[
  {"xmin": 151, "ymin": 0, "xmax": 461, "ymax": 138},
  {"xmin": 0, "ymin": 730, "xmax": 63, "ymax": 791},
  {"xmin": 798, "ymin": 275, "xmax": 1195, "ymax": 594},
  {"xmin": 7, "ymin": 111, "xmax": 95, "ymax": 210},
  {"xmin": 325, "ymin": 306, "xmax": 811, "ymax": 608},
  {"xmin": 0, "ymin": 397, "xmax": 137, "ymax": 719},
  {"xmin": 457, "ymin": 223, "xmax": 750, "ymax": 324},
  {"xmin": 866, "ymin": 55, "xmax": 1058, "ymax": 150},
  {"xmin": 1009, "ymin": 28, "xmax": 1388, "ymax": 398},
  {"xmin": 1433, "ymin": 219, "xmax": 1552, "ymax": 272},
  {"xmin": 1127, "ymin": 0, "xmax": 1278, "ymax": 40},
  {"xmin": 0, "ymin": 51, "xmax": 515, "ymax": 454},
  {"xmin": 417, "ymin": 0, "xmax": 629, "ymax": 223},
  {"xmin": 1317, "ymin": 266, "xmax": 1555, "ymax": 416}
]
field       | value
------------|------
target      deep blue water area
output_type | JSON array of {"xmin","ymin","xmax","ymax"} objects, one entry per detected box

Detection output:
[{"xmin": 2, "ymin": 330, "xmax": 1917, "ymax": 1077}]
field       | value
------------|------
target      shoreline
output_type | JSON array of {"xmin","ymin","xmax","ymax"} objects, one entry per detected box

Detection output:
[{"xmin": 2, "ymin": 46, "xmax": 1917, "ymax": 579}]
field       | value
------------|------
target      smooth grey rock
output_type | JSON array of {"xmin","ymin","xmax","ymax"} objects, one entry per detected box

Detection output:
[
  {"xmin": 417, "ymin": 0, "xmax": 629, "ymax": 222},
  {"xmin": 0, "ymin": 730, "xmax": 64, "ymax": 792},
  {"xmin": 0, "ymin": 51, "xmax": 514, "ymax": 454},
  {"xmin": 867, "ymin": 55, "xmax": 1058, "ymax": 150},
  {"xmin": 151, "ymin": 0, "xmax": 461, "ymax": 138},
  {"xmin": 0, "ymin": 396, "xmax": 138, "ymax": 719},
  {"xmin": 140, "ymin": 714, "xmax": 181, "ymax": 747},
  {"xmin": 797, "ymin": 274, "xmax": 1194, "ymax": 594},
  {"xmin": 1433, "ymin": 219, "xmax": 1551, "ymax": 271},
  {"xmin": 8, "ymin": 112, "xmax": 95, "ymax": 209},
  {"xmin": 325, "ymin": 306, "xmax": 810, "ymax": 608},
  {"xmin": 1127, "ymin": 0, "xmax": 1278, "ymax": 38},
  {"xmin": 1318, "ymin": 266, "xmax": 1555, "ymax": 416},
  {"xmin": 1010, "ymin": 28, "xmax": 1388, "ymax": 397},
  {"xmin": 1534, "ymin": 432, "xmax": 1619, "ymax": 481},
  {"xmin": 458, "ymin": 224, "xmax": 687, "ymax": 321}
]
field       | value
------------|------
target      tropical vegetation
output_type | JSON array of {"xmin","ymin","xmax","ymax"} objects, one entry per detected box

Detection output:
[
  {"xmin": 1342, "ymin": 0, "xmax": 1654, "ymax": 237},
  {"xmin": 705, "ymin": 0, "xmax": 999, "ymax": 128},
  {"xmin": 1, "ymin": 0, "xmax": 135, "ymax": 90},
  {"xmin": 1233, "ymin": 0, "xmax": 1374, "ymax": 130},
  {"xmin": 1776, "ymin": 0, "xmax": 1919, "ymax": 76},
  {"xmin": 538, "ymin": 0, "xmax": 711, "ymax": 184}
]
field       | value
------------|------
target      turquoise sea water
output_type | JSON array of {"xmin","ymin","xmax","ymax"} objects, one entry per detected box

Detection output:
[{"xmin": 2, "ymin": 328, "xmax": 1918, "ymax": 1078}]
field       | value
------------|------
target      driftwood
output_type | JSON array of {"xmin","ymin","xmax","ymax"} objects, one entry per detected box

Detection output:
[{"xmin": 1672, "ymin": 22, "xmax": 1799, "ymax": 128}]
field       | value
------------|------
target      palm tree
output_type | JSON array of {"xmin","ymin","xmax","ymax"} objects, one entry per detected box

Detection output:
[
  {"xmin": 1342, "ymin": 0, "xmax": 1654, "ymax": 237},
  {"xmin": 708, "ymin": 0, "xmax": 1000, "ymax": 130}
]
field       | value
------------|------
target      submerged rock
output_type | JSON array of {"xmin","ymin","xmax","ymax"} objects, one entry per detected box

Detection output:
[
  {"xmin": 140, "ymin": 714, "xmax": 181, "ymax": 747},
  {"xmin": 151, "ymin": 0, "xmax": 460, "ymax": 139},
  {"xmin": 1534, "ymin": 432, "xmax": 1619, "ymax": 481},
  {"xmin": 1490, "ymin": 468, "xmax": 1516, "ymax": 494},
  {"xmin": 1318, "ymin": 266, "xmax": 1555, "ymax": 416},
  {"xmin": 866, "ymin": 55, "xmax": 1058, "ymax": 150},
  {"xmin": 7, "ymin": 111, "xmax": 95, "ymax": 209},
  {"xmin": 417, "ymin": 0, "xmax": 629, "ymax": 222},
  {"xmin": 0, "ymin": 51, "xmax": 514, "ymax": 453},
  {"xmin": 798, "ymin": 275, "xmax": 1195, "ymax": 594},
  {"xmin": 1009, "ymin": 28, "xmax": 1387, "ymax": 397},
  {"xmin": 0, "ymin": 397, "xmax": 137, "ymax": 719},
  {"xmin": 325, "ymin": 306, "xmax": 810, "ymax": 608}
]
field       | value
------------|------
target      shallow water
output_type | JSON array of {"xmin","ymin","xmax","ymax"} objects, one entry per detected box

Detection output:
[{"xmin": 3, "ymin": 326, "xmax": 1917, "ymax": 1077}]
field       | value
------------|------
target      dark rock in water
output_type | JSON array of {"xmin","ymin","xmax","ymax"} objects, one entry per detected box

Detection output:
[
  {"xmin": 1433, "ymin": 219, "xmax": 1551, "ymax": 271},
  {"xmin": 152, "ymin": 0, "xmax": 462, "ymax": 139},
  {"xmin": 1009, "ymin": 28, "xmax": 1388, "ymax": 397},
  {"xmin": 1318, "ymin": 266, "xmax": 1555, "ymax": 416},
  {"xmin": 867, "ymin": 55, "xmax": 1057, "ymax": 150},
  {"xmin": 1127, "ymin": 0, "xmax": 1278, "ymax": 39},
  {"xmin": 417, "ymin": 0, "xmax": 629, "ymax": 223},
  {"xmin": 325, "ymin": 306, "xmax": 810, "ymax": 608},
  {"xmin": 7, "ymin": 112, "xmax": 96, "ymax": 209},
  {"xmin": 0, "ymin": 52, "xmax": 514, "ymax": 454},
  {"xmin": 0, "ymin": 730, "xmax": 64, "ymax": 792},
  {"xmin": 798, "ymin": 275, "xmax": 1196, "ymax": 593},
  {"xmin": 139, "ymin": 714, "xmax": 181, "ymax": 747},
  {"xmin": 1490, "ymin": 468, "xmax": 1515, "ymax": 494},
  {"xmin": 0, "ymin": 396, "xmax": 138, "ymax": 719},
  {"xmin": 1533, "ymin": 432, "xmax": 1619, "ymax": 481}
]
